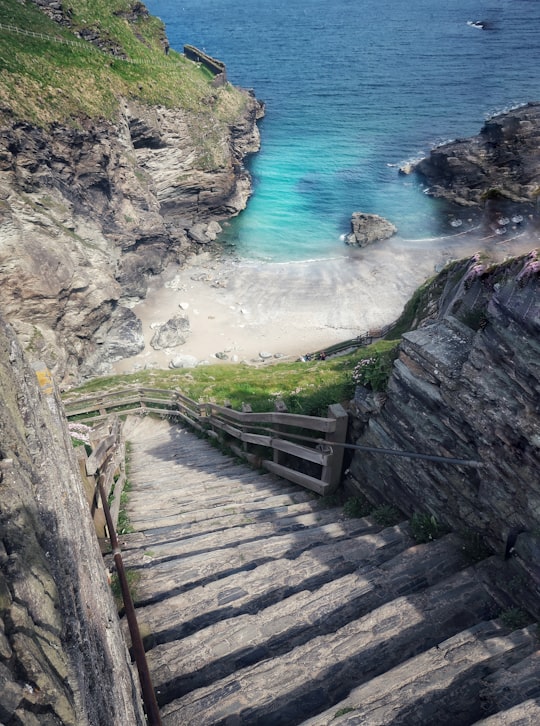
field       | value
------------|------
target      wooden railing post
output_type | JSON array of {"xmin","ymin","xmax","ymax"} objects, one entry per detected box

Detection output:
[
  {"xmin": 320, "ymin": 403, "xmax": 348, "ymax": 493},
  {"xmin": 273, "ymin": 399, "xmax": 288, "ymax": 466}
]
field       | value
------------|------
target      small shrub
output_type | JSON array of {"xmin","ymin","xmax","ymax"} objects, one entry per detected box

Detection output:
[
  {"xmin": 410, "ymin": 512, "xmax": 442, "ymax": 543},
  {"xmin": 334, "ymin": 707, "xmax": 355, "ymax": 718},
  {"xmin": 499, "ymin": 607, "xmax": 530, "ymax": 630},
  {"xmin": 372, "ymin": 504, "xmax": 401, "ymax": 526},
  {"xmin": 352, "ymin": 346, "xmax": 399, "ymax": 392},
  {"xmin": 459, "ymin": 307, "xmax": 489, "ymax": 331},
  {"xmin": 459, "ymin": 530, "xmax": 492, "ymax": 562},
  {"xmin": 318, "ymin": 493, "xmax": 342, "ymax": 508},
  {"xmin": 110, "ymin": 569, "xmax": 141, "ymax": 612},
  {"xmin": 343, "ymin": 496, "xmax": 372, "ymax": 519}
]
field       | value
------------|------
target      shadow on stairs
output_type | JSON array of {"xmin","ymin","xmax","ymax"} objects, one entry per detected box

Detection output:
[{"xmin": 118, "ymin": 416, "xmax": 540, "ymax": 726}]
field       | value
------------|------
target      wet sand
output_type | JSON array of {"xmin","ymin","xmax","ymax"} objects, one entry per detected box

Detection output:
[{"xmin": 113, "ymin": 227, "xmax": 537, "ymax": 373}]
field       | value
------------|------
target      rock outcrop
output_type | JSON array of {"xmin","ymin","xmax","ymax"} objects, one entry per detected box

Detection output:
[
  {"xmin": 345, "ymin": 212, "xmax": 397, "ymax": 247},
  {"xmin": 150, "ymin": 314, "xmax": 191, "ymax": 350},
  {"xmin": 0, "ymin": 314, "xmax": 143, "ymax": 725},
  {"xmin": 0, "ymin": 0, "xmax": 263, "ymax": 388},
  {"xmin": 348, "ymin": 253, "xmax": 540, "ymax": 616},
  {"xmin": 414, "ymin": 102, "xmax": 540, "ymax": 206},
  {"xmin": 0, "ymin": 94, "xmax": 262, "ymax": 386}
]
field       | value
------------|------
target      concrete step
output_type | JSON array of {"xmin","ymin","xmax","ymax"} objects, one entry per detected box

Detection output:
[
  {"xmin": 159, "ymin": 562, "xmax": 500, "ymax": 725},
  {"xmin": 301, "ymin": 624, "xmax": 538, "ymax": 726},
  {"xmin": 146, "ymin": 533, "xmax": 472, "ymax": 708}
]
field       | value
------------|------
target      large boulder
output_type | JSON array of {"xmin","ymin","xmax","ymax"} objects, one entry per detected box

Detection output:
[
  {"xmin": 345, "ymin": 212, "xmax": 397, "ymax": 247},
  {"xmin": 150, "ymin": 314, "xmax": 191, "ymax": 350}
]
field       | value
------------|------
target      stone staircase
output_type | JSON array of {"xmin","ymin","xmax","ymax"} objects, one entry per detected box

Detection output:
[{"xmin": 120, "ymin": 416, "xmax": 540, "ymax": 725}]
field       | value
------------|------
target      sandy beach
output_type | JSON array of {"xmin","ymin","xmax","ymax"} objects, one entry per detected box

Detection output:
[{"xmin": 113, "ymin": 227, "xmax": 538, "ymax": 374}]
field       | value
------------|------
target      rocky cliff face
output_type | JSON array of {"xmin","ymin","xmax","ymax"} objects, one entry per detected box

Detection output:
[
  {"xmin": 0, "ymin": 314, "xmax": 143, "ymax": 725},
  {"xmin": 0, "ymin": 86, "xmax": 262, "ymax": 387},
  {"xmin": 414, "ymin": 102, "xmax": 540, "ymax": 208},
  {"xmin": 347, "ymin": 253, "xmax": 540, "ymax": 614}
]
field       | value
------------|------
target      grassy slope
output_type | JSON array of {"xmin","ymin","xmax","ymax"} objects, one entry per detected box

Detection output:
[
  {"xmin": 67, "ymin": 340, "xmax": 400, "ymax": 416},
  {"xmin": 0, "ymin": 0, "xmax": 246, "ymax": 126}
]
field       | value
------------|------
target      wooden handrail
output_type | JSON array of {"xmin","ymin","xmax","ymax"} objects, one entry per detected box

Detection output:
[{"xmin": 65, "ymin": 388, "xmax": 348, "ymax": 495}]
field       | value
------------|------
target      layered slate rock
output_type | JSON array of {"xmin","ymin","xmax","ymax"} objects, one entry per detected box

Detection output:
[
  {"xmin": 150, "ymin": 314, "xmax": 191, "ymax": 350},
  {"xmin": 344, "ymin": 212, "xmax": 397, "ymax": 247},
  {"xmin": 120, "ymin": 415, "xmax": 538, "ymax": 725},
  {"xmin": 348, "ymin": 254, "xmax": 540, "ymax": 616},
  {"xmin": 0, "ymin": 315, "xmax": 143, "ymax": 725},
  {"xmin": 414, "ymin": 102, "xmax": 540, "ymax": 206},
  {"xmin": 0, "ymin": 2, "xmax": 263, "ymax": 387}
]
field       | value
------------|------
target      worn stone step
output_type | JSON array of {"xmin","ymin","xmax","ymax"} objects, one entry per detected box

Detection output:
[
  {"xmin": 122, "ymin": 499, "xmax": 345, "ymax": 542},
  {"xmin": 130, "ymin": 518, "xmax": 392, "ymax": 604},
  {"xmin": 159, "ymin": 562, "xmax": 499, "ymax": 725},
  {"xmin": 473, "ymin": 699, "xmax": 540, "ymax": 725},
  {"xmin": 147, "ymin": 534, "xmax": 472, "ymax": 707},
  {"xmin": 478, "ymin": 649, "xmax": 540, "ymax": 717},
  {"xmin": 127, "ymin": 489, "xmax": 321, "ymax": 530},
  {"xmin": 301, "ymin": 624, "xmax": 538, "ymax": 726},
  {"xmin": 133, "ymin": 524, "xmax": 413, "ymax": 643},
  {"xmin": 120, "ymin": 505, "xmax": 352, "ymax": 555},
  {"xmin": 122, "ymin": 513, "xmax": 374, "ymax": 568}
]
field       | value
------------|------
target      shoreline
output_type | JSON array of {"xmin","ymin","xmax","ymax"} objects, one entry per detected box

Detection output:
[{"xmin": 112, "ymin": 228, "xmax": 538, "ymax": 375}]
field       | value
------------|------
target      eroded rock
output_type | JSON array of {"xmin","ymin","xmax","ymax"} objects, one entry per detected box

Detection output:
[
  {"xmin": 414, "ymin": 102, "xmax": 540, "ymax": 205},
  {"xmin": 150, "ymin": 315, "xmax": 191, "ymax": 350},
  {"xmin": 345, "ymin": 212, "xmax": 397, "ymax": 247}
]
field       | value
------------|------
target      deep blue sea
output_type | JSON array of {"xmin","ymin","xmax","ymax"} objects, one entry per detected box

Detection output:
[{"xmin": 145, "ymin": 0, "xmax": 540, "ymax": 262}]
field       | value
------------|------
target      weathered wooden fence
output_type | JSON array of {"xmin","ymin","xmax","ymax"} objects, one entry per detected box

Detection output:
[
  {"xmin": 72, "ymin": 416, "xmax": 126, "ymax": 539},
  {"xmin": 65, "ymin": 388, "xmax": 348, "ymax": 496}
]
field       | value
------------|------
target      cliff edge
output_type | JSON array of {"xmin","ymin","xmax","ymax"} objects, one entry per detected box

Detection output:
[
  {"xmin": 0, "ymin": 313, "xmax": 143, "ymax": 724},
  {"xmin": 0, "ymin": 0, "xmax": 263, "ymax": 386},
  {"xmin": 348, "ymin": 253, "xmax": 540, "ymax": 615}
]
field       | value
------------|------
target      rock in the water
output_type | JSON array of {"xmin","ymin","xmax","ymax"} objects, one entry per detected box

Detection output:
[
  {"xmin": 413, "ymin": 102, "xmax": 540, "ymax": 205},
  {"xmin": 169, "ymin": 354, "xmax": 198, "ymax": 369},
  {"xmin": 345, "ymin": 212, "xmax": 397, "ymax": 247},
  {"xmin": 150, "ymin": 315, "xmax": 190, "ymax": 350}
]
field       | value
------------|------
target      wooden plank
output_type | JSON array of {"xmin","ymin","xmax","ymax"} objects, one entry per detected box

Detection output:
[
  {"xmin": 271, "ymin": 438, "xmax": 328, "ymax": 465},
  {"xmin": 262, "ymin": 461, "xmax": 330, "ymax": 496},
  {"xmin": 241, "ymin": 432, "xmax": 272, "ymax": 447},
  {"xmin": 86, "ymin": 434, "xmax": 116, "ymax": 475},
  {"xmin": 207, "ymin": 407, "xmax": 337, "ymax": 432}
]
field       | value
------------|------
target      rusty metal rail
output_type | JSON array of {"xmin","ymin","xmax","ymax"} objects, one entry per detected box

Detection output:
[
  {"xmin": 79, "ymin": 419, "xmax": 162, "ymax": 725},
  {"xmin": 96, "ymin": 468, "xmax": 162, "ymax": 726}
]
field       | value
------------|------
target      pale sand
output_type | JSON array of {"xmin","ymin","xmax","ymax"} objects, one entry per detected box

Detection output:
[{"xmin": 113, "ymin": 228, "xmax": 537, "ymax": 374}]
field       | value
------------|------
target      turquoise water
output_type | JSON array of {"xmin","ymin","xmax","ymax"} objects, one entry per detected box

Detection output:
[{"xmin": 145, "ymin": 0, "xmax": 540, "ymax": 261}]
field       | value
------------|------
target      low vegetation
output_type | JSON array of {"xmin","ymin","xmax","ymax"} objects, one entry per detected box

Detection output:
[
  {"xmin": 0, "ymin": 0, "xmax": 247, "ymax": 126},
  {"xmin": 67, "ymin": 339, "xmax": 400, "ymax": 416}
]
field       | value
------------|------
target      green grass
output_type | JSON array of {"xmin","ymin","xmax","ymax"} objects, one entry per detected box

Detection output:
[
  {"xmin": 409, "ymin": 512, "xmax": 445, "ymax": 543},
  {"xmin": 343, "ymin": 495, "xmax": 372, "ymax": 519},
  {"xmin": 65, "ymin": 340, "xmax": 400, "ymax": 416},
  {"xmin": 110, "ymin": 568, "xmax": 141, "ymax": 611},
  {"xmin": 0, "ymin": 0, "xmax": 248, "ymax": 128}
]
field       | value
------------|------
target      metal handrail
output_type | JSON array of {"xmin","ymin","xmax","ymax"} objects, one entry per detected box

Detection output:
[{"xmin": 93, "ymin": 429, "xmax": 162, "ymax": 725}]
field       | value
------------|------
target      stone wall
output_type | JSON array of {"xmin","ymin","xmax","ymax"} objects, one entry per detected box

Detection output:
[
  {"xmin": 0, "ymin": 314, "xmax": 143, "ymax": 725},
  {"xmin": 347, "ymin": 253, "xmax": 540, "ymax": 615},
  {"xmin": 184, "ymin": 44, "xmax": 227, "ymax": 85}
]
